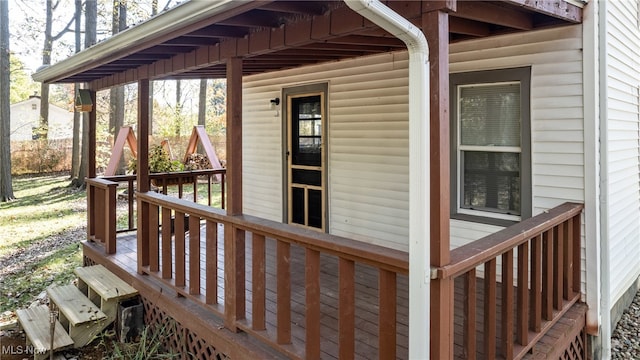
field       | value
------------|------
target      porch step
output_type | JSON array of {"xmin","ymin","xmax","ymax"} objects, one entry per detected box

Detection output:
[
  {"xmin": 75, "ymin": 264, "xmax": 139, "ymax": 322},
  {"xmin": 47, "ymin": 284, "xmax": 107, "ymax": 348},
  {"xmin": 16, "ymin": 305, "xmax": 74, "ymax": 360}
]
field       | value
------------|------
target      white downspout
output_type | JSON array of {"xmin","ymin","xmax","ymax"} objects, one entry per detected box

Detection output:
[
  {"xmin": 598, "ymin": 0, "xmax": 611, "ymax": 357},
  {"xmin": 344, "ymin": 1, "xmax": 430, "ymax": 358}
]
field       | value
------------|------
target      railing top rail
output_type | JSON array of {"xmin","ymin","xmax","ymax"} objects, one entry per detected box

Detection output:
[
  {"xmin": 101, "ymin": 174, "xmax": 136, "ymax": 182},
  {"xmin": 86, "ymin": 177, "xmax": 119, "ymax": 188},
  {"xmin": 438, "ymin": 202, "xmax": 583, "ymax": 279},
  {"xmin": 139, "ymin": 191, "xmax": 409, "ymax": 274},
  {"xmin": 101, "ymin": 168, "xmax": 226, "ymax": 183}
]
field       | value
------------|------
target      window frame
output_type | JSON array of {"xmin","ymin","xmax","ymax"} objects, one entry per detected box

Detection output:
[{"xmin": 450, "ymin": 67, "xmax": 532, "ymax": 226}]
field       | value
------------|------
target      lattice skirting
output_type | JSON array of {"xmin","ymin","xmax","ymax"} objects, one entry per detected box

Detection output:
[
  {"xmin": 141, "ymin": 296, "xmax": 230, "ymax": 360},
  {"xmin": 83, "ymin": 256, "xmax": 97, "ymax": 266},
  {"xmin": 560, "ymin": 328, "xmax": 586, "ymax": 360}
]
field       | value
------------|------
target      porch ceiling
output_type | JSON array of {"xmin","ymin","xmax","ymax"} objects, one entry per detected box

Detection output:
[{"xmin": 33, "ymin": 0, "xmax": 583, "ymax": 89}]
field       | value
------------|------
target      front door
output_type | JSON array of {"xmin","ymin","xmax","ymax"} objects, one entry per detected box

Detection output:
[{"xmin": 286, "ymin": 91, "xmax": 326, "ymax": 231}]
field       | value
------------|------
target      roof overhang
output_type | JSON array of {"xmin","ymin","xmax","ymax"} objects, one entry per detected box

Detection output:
[
  {"xmin": 33, "ymin": 0, "xmax": 256, "ymax": 84},
  {"xmin": 33, "ymin": 0, "xmax": 584, "ymax": 91}
]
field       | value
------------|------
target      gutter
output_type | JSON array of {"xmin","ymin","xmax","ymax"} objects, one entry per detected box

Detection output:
[
  {"xmin": 32, "ymin": 0, "xmax": 250, "ymax": 84},
  {"xmin": 344, "ymin": 1, "xmax": 431, "ymax": 358},
  {"xmin": 598, "ymin": 0, "xmax": 611, "ymax": 356}
]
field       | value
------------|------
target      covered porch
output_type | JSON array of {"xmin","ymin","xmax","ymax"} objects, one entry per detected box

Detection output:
[{"xmin": 33, "ymin": 1, "xmax": 588, "ymax": 358}]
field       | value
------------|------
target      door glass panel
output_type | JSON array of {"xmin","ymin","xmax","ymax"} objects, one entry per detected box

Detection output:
[
  {"xmin": 291, "ymin": 187, "xmax": 305, "ymax": 226},
  {"xmin": 307, "ymin": 189, "xmax": 322, "ymax": 229},
  {"xmin": 292, "ymin": 95, "xmax": 322, "ymax": 166}
]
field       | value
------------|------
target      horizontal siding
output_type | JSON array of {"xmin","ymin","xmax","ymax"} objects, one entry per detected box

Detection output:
[
  {"xmin": 606, "ymin": 1, "xmax": 640, "ymax": 308},
  {"xmin": 450, "ymin": 25, "xmax": 585, "ymax": 256},
  {"xmin": 243, "ymin": 25, "xmax": 588, "ymax": 254},
  {"xmin": 244, "ymin": 53, "xmax": 411, "ymax": 250}
]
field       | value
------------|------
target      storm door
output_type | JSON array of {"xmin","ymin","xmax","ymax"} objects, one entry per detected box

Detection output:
[{"xmin": 286, "ymin": 91, "xmax": 326, "ymax": 231}]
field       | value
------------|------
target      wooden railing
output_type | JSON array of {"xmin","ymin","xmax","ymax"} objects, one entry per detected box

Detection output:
[
  {"xmin": 433, "ymin": 202, "xmax": 584, "ymax": 359},
  {"xmin": 137, "ymin": 191, "xmax": 409, "ymax": 359},
  {"xmin": 87, "ymin": 169, "xmax": 226, "ymax": 253}
]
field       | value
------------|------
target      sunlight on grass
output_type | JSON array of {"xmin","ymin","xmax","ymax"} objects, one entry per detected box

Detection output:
[
  {"xmin": 0, "ymin": 243, "xmax": 82, "ymax": 313},
  {"xmin": 0, "ymin": 174, "xmax": 86, "ymax": 256}
]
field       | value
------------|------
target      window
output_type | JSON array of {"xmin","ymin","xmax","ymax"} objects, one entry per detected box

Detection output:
[{"xmin": 450, "ymin": 67, "xmax": 531, "ymax": 224}]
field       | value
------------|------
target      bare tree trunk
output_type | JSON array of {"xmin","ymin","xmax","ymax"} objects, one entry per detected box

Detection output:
[
  {"xmin": 76, "ymin": 0, "xmax": 97, "ymax": 188},
  {"xmin": 0, "ymin": 0, "xmax": 14, "ymax": 201},
  {"xmin": 148, "ymin": 0, "xmax": 158, "ymax": 136},
  {"xmin": 109, "ymin": 0, "xmax": 127, "ymax": 174},
  {"xmin": 38, "ymin": 0, "xmax": 54, "ymax": 140},
  {"xmin": 70, "ymin": 0, "xmax": 82, "ymax": 180},
  {"xmin": 197, "ymin": 78, "xmax": 207, "ymax": 153},
  {"xmin": 174, "ymin": 79, "xmax": 182, "ymax": 136}
]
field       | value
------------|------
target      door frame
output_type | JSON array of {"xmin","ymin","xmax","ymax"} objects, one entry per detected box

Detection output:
[{"xmin": 281, "ymin": 82, "xmax": 329, "ymax": 232}]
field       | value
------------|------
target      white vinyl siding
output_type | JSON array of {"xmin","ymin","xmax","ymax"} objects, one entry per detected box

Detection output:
[
  {"xmin": 244, "ymin": 53, "xmax": 410, "ymax": 250},
  {"xmin": 450, "ymin": 25, "xmax": 585, "ymax": 248},
  {"xmin": 606, "ymin": 0, "xmax": 640, "ymax": 308},
  {"xmin": 243, "ymin": 25, "xmax": 585, "ymax": 256}
]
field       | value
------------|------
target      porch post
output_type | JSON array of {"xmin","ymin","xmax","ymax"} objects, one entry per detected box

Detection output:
[
  {"xmin": 137, "ymin": 79, "xmax": 150, "ymax": 274},
  {"xmin": 224, "ymin": 57, "xmax": 246, "ymax": 331},
  {"xmin": 423, "ymin": 8, "xmax": 454, "ymax": 359},
  {"xmin": 226, "ymin": 57, "xmax": 243, "ymax": 216},
  {"xmin": 88, "ymin": 88, "xmax": 97, "ymax": 179}
]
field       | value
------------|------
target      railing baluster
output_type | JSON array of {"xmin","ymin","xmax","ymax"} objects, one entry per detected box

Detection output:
[
  {"xmin": 572, "ymin": 214, "xmax": 582, "ymax": 293},
  {"xmin": 501, "ymin": 250, "xmax": 514, "ymax": 359},
  {"xmin": 175, "ymin": 211, "xmax": 186, "ymax": 287},
  {"xmin": 339, "ymin": 258, "xmax": 355, "ymax": 360},
  {"xmin": 553, "ymin": 223, "xmax": 564, "ymax": 310},
  {"xmin": 189, "ymin": 214, "xmax": 201, "ymax": 295},
  {"xmin": 221, "ymin": 173, "xmax": 225, "ymax": 210},
  {"xmin": 379, "ymin": 268, "xmax": 396, "ymax": 359},
  {"xmin": 564, "ymin": 217, "xmax": 573, "ymax": 299},
  {"xmin": 224, "ymin": 226, "xmax": 246, "ymax": 332},
  {"xmin": 161, "ymin": 208, "xmax": 172, "ymax": 279},
  {"xmin": 207, "ymin": 174, "xmax": 212, "ymax": 207},
  {"xmin": 484, "ymin": 259, "xmax": 497, "ymax": 360},
  {"xmin": 464, "ymin": 268, "xmax": 476, "ymax": 360},
  {"xmin": 306, "ymin": 248, "xmax": 321, "ymax": 360},
  {"xmin": 277, "ymin": 240, "xmax": 291, "ymax": 344},
  {"xmin": 149, "ymin": 203, "xmax": 159, "ymax": 272},
  {"xmin": 138, "ymin": 200, "xmax": 150, "ymax": 272},
  {"xmin": 104, "ymin": 183, "xmax": 117, "ymax": 254},
  {"xmin": 517, "ymin": 242, "xmax": 529, "ymax": 345},
  {"xmin": 193, "ymin": 175, "xmax": 198, "ymax": 203},
  {"xmin": 531, "ymin": 234, "xmax": 542, "ymax": 331},
  {"xmin": 127, "ymin": 179, "xmax": 134, "ymax": 230},
  {"xmin": 542, "ymin": 229, "xmax": 553, "ymax": 320},
  {"xmin": 95, "ymin": 187, "xmax": 104, "ymax": 243},
  {"xmin": 205, "ymin": 220, "xmax": 218, "ymax": 304},
  {"xmin": 252, "ymin": 234, "xmax": 266, "ymax": 331},
  {"xmin": 87, "ymin": 182, "xmax": 96, "ymax": 240}
]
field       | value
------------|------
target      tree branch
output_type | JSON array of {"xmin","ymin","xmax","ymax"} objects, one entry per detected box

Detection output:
[{"xmin": 51, "ymin": 14, "xmax": 75, "ymax": 42}]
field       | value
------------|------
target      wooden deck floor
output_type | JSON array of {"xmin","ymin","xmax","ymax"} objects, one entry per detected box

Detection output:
[{"xmin": 90, "ymin": 228, "xmax": 586, "ymax": 360}]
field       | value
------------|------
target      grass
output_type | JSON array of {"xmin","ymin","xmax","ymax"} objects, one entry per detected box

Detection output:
[
  {"xmin": 0, "ymin": 174, "xmax": 86, "ymax": 257},
  {"xmin": 0, "ymin": 173, "xmax": 86, "ymax": 315},
  {"xmin": 0, "ymin": 173, "xmax": 225, "ymax": 317}
]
